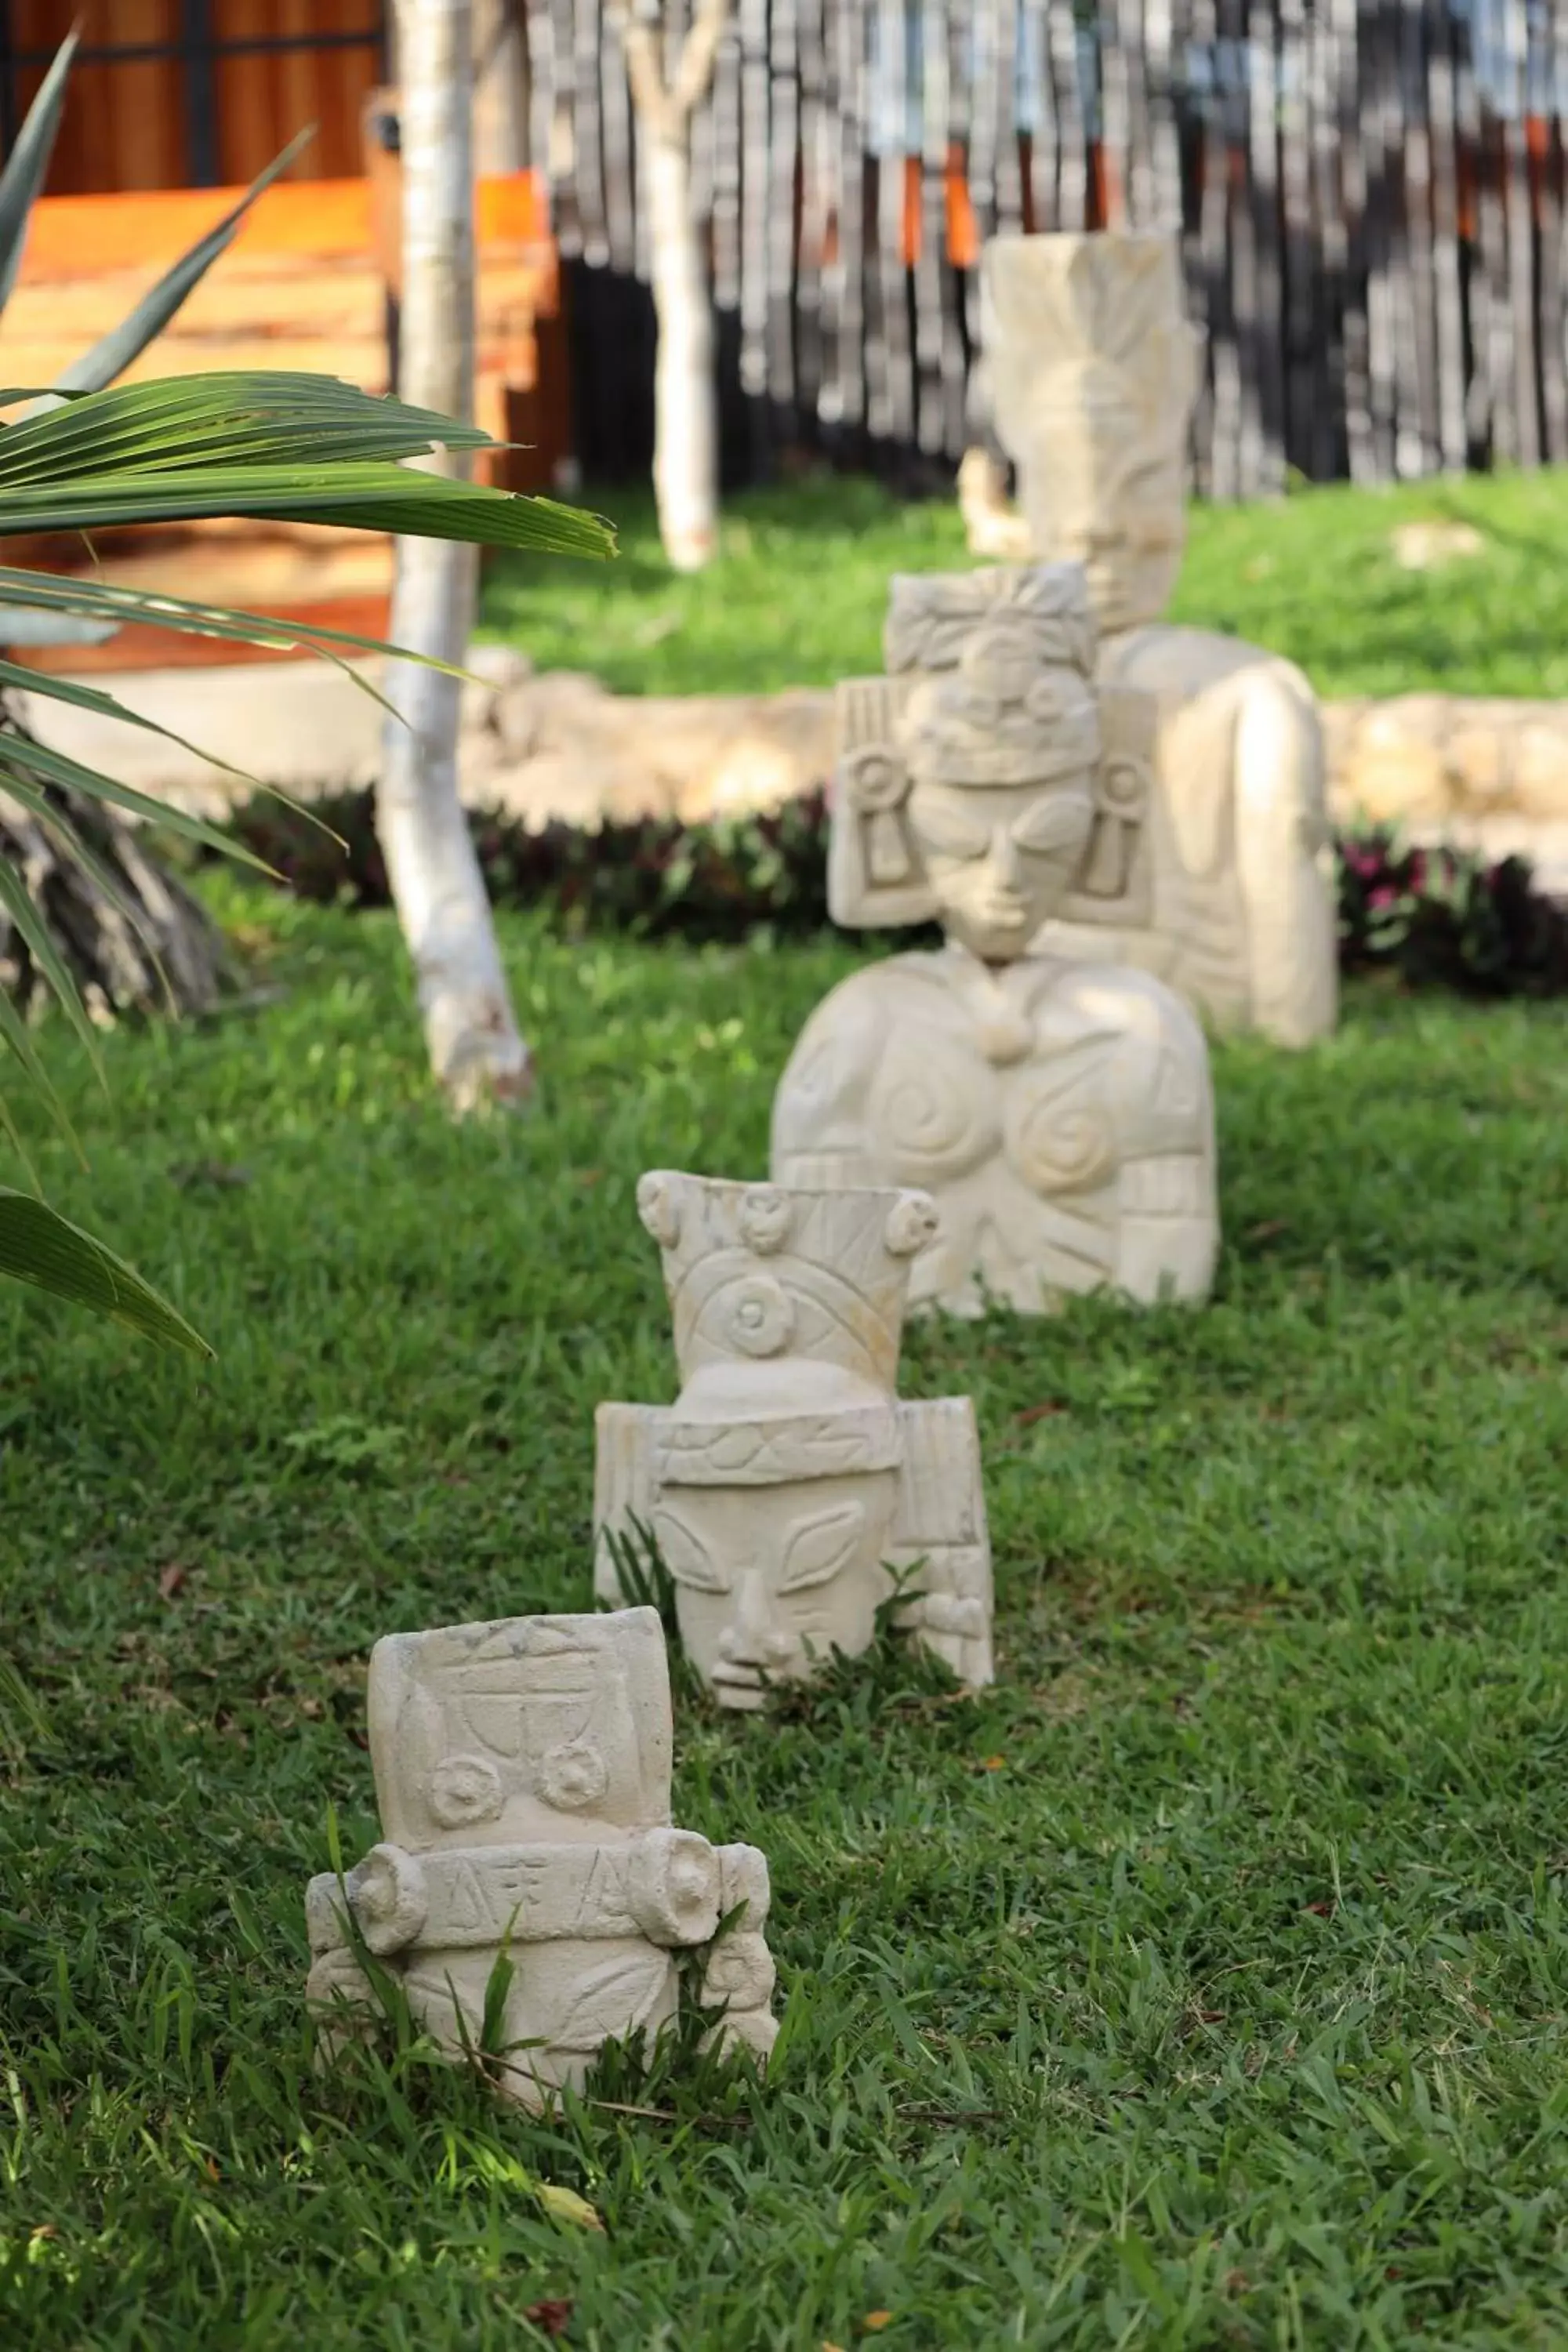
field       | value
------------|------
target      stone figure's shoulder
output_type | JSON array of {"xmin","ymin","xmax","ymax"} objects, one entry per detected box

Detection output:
[
  {"xmin": 1100, "ymin": 622, "xmax": 1316, "ymax": 707},
  {"xmin": 789, "ymin": 951, "xmax": 956, "ymax": 1041},
  {"xmin": 1031, "ymin": 953, "xmax": 1208, "ymax": 1058}
]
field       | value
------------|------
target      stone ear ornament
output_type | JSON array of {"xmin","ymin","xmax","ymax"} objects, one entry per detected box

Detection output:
[
  {"xmin": 1056, "ymin": 682, "xmax": 1158, "ymax": 926},
  {"xmin": 595, "ymin": 1173, "xmax": 995, "ymax": 1701},
  {"xmin": 827, "ymin": 674, "xmax": 936, "ymax": 927},
  {"xmin": 306, "ymin": 1608, "xmax": 779, "ymax": 2107}
]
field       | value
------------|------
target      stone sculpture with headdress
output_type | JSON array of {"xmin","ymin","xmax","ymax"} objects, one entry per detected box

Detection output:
[
  {"xmin": 594, "ymin": 1171, "xmax": 993, "ymax": 1701},
  {"xmin": 770, "ymin": 561, "xmax": 1219, "ymax": 1317},
  {"xmin": 978, "ymin": 229, "xmax": 1338, "ymax": 1047}
]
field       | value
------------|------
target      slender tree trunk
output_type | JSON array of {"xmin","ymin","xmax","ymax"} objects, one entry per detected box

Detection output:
[
  {"xmin": 647, "ymin": 129, "xmax": 718, "ymax": 571},
  {"xmin": 379, "ymin": 0, "xmax": 532, "ymax": 1109},
  {"xmin": 621, "ymin": 0, "xmax": 728, "ymax": 573}
]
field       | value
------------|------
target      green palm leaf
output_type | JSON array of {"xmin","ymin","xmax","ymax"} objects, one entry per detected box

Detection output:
[
  {"xmin": 0, "ymin": 376, "xmax": 612, "ymax": 557},
  {"xmin": 0, "ymin": 1189, "xmax": 209, "ymax": 1355},
  {"xmin": 0, "ymin": 31, "xmax": 74, "ymax": 318}
]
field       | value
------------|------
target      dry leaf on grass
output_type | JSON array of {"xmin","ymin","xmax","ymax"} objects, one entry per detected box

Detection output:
[{"xmin": 523, "ymin": 2299, "xmax": 573, "ymax": 2339}]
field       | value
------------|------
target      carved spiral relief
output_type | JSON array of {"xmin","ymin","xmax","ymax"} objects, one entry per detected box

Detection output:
[
  {"xmin": 1005, "ymin": 1087, "xmax": 1117, "ymax": 1196},
  {"xmin": 869, "ymin": 1038, "xmax": 999, "ymax": 1182}
]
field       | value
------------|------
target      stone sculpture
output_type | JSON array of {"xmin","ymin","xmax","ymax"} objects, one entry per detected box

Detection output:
[
  {"xmin": 979, "ymin": 228, "xmax": 1338, "ymax": 1047},
  {"xmin": 306, "ymin": 1607, "xmax": 777, "ymax": 2107},
  {"xmin": 594, "ymin": 1171, "xmax": 993, "ymax": 1698},
  {"xmin": 770, "ymin": 562, "xmax": 1219, "ymax": 1318}
]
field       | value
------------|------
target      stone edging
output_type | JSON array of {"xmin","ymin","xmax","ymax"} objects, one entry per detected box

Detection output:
[{"xmin": 17, "ymin": 653, "xmax": 1568, "ymax": 892}]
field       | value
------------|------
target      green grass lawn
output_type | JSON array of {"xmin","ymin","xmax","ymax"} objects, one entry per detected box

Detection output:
[
  {"xmin": 3, "ymin": 887, "xmax": 1567, "ymax": 2347},
  {"xmin": 479, "ymin": 465, "xmax": 1568, "ymax": 702}
]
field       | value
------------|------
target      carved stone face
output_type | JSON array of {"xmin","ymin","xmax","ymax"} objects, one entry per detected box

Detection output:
[
  {"xmin": 367, "ymin": 1613, "xmax": 673, "ymax": 1851},
  {"xmin": 1011, "ymin": 384, "xmax": 1189, "ymax": 638},
  {"xmin": 907, "ymin": 776, "xmax": 1097, "ymax": 962},
  {"xmin": 979, "ymin": 233, "xmax": 1200, "ymax": 635},
  {"xmin": 652, "ymin": 1468, "xmax": 899, "ymax": 1708}
]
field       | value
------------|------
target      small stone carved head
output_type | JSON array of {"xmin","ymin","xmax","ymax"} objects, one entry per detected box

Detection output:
[
  {"xmin": 979, "ymin": 230, "xmax": 1201, "ymax": 633},
  {"xmin": 884, "ymin": 567, "xmax": 1102, "ymax": 963},
  {"xmin": 366, "ymin": 1610, "xmax": 674, "ymax": 1849},
  {"xmin": 633, "ymin": 1174, "xmax": 937, "ymax": 1707}
]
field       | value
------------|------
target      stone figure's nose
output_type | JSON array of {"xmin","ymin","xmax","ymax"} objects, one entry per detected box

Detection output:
[
  {"xmin": 985, "ymin": 829, "xmax": 1025, "ymax": 887},
  {"xmin": 719, "ymin": 1572, "xmax": 796, "ymax": 1666}
]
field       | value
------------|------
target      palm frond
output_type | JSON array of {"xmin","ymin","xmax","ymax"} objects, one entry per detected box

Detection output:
[
  {"xmin": 0, "ymin": 32, "xmax": 74, "ymax": 318},
  {"xmin": 0, "ymin": 1188, "xmax": 209, "ymax": 1354},
  {"xmin": 0, "ymin": 376, "xmax": 615, "ymax": 557}
]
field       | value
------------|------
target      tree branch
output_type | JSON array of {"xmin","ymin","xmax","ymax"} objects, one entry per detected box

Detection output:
[
  {"xmin": 615, "ymin": 0, "xmax": 729, "ymax": 136},
  {"xmin": 670, "ymin": 0, "xmax": 730, "ymax": 119},
  {"xmin": 620, "ymin": 15, "xmax": 675, "ymax": 140}
]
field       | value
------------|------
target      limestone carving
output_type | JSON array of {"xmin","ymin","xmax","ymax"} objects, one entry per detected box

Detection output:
[
  {"xmin": 305, "ymin": 1608, "xmax": 777, "ymax": 2106},
  {"xmin": 771, "ymin": 562, "xmax": 1219, "ymax": 1317},
  {"xmin": 595, "ymin": 1171, "xmax": 993, "ymax": 1700},
  {"xmin": 978, "ymin": 229, "xmax": 1338, "ymax": 1047}
]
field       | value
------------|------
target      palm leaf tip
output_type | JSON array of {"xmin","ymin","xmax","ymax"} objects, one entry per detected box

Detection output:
[{"xmin": 0, "ymin": 1189, "xmax": 212, "ymax": 1355}]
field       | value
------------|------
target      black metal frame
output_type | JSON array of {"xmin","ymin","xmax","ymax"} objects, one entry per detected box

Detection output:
[{"xmin": 0, "ymin": 4, "xmax": 390, "ymax": 185}]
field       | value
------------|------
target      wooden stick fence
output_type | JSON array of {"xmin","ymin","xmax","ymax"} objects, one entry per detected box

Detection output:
[{"xmin": 522, "ymin": 0, "xmax": 1568, "ymax": 495}]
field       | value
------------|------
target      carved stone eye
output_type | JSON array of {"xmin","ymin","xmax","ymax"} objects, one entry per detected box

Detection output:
[
  {"xmin": 909, "ymin": 797, "xmax": 989, "ymax": 861},
  {"xmin": 723, "ymin": 1274, "xmax": 794, "ymax": 1358},
  {"xmin": 536, "ymin": 1738, "xmax": 609, "ymax": 1814},
  {"xmin": 653, "ymin": 1508, "xmax": 732, "ymax": 1595},
  {"xmin": 779, "ymin": 1502, "xmax": 869, "ymax": 1593},
  {"xmin": 1011, "ymin": 794, "xmax": 1094, "ymax": 855},
  {"xmin": 429, "ymin": 1752, "xmax": 505, "ymax": 1831}
]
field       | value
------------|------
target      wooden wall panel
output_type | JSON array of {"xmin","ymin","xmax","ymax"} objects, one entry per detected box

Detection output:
[
  {"xmin": 12, "ymin": 1, "xmax": 187, "ymax": 194},
  {"xmin": 6, "ymin": 0, "xmax": 384, "ymax": 194},
  {"xmin": 210, "ymin": 0, "xmax": 384, "ymax": 187}
]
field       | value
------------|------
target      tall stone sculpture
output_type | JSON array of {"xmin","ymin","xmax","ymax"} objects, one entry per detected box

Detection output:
[
  {"xmin": 306, "ymin": 1608, "xmax": 777, "ymax": 2107},
  {"xmin": 770, "ymin": 563, "xmax": 1219, "ymax": 1318},
  {"xmin": 979, "ymin": 229, "xmax": 1338, "ymax": 1047},
  {"xmin": 595, "ymin": 1171, "xmax": 993, "ymax": 1699}
]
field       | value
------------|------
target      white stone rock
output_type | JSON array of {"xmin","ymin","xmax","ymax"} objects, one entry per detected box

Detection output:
[
  {"xmin": 771, "ymin": 563, "xmax": 1220, "ymax": 1317},
  {"xmin": 979, "ymin": 229, "xmax": 1339, "ymax": 1046},
  {"xmin": 305, "ymin": 1608, "xmax": 777, "ymax": 2105},
  {"xmin": 594, "ymin": 1172, "xmax": 994, "ymax": 1703}
]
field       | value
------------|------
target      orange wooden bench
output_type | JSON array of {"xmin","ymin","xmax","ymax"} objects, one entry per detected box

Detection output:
[{"xmin": 1, "ymin": 167, "xmax": 569, "ymax": 673}]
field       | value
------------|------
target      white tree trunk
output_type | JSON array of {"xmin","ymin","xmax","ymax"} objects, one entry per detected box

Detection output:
[
  {"xmin": 379, "ymin": 0, "xmax": 532, "ymax": 1109},
  {"xmin": 646, "ymin": 129, "xmax": 718, "ymax": 572}
]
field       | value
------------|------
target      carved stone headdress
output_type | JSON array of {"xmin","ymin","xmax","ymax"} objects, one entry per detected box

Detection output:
[
  {"xmin": 633, "ymin": 1171, "xmax": 938, "ymax": 1486},
  {"xmin": 829, "ymin": 561, "xmax": 1156, "ymax": 931},
  {"xmin": 979, "ymin": 230, "xmax": 1200, "ymax": 439}
]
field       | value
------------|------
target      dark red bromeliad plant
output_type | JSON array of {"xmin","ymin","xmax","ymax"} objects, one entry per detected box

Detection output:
[{"xmin": 223, "ymin": 786, "xmax": 1568, "ymax": 996}]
